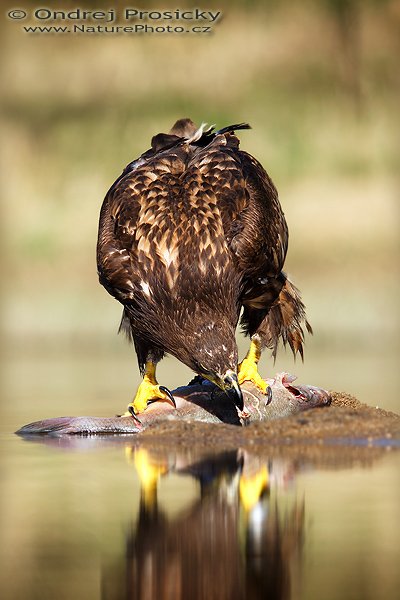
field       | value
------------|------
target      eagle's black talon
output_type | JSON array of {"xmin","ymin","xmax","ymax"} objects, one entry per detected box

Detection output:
[
  {"xmin": 266, "ymin": 386, "xmax": 272, "ymax": 405},
  {"xmin": 128, "ymin": 406, "xmax": 142, "ymax": 426},
  {"xmin": 159, "ymin": 386, "xmax": 176, "ymax": 408}
]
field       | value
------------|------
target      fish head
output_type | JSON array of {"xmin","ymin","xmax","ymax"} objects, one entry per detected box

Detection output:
[{"xmin": 266, "ymin": 373, "xmax": 332, "ymax": 409}]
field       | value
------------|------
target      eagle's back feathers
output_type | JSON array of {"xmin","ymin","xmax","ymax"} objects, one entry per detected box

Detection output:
[{"xmin": 97, "ymin": 119, "xmax": 311, "ymax": 369}]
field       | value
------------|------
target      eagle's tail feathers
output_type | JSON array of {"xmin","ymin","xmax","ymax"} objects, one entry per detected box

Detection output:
[
  {"xmin": 215, "ymin": 123, "xmax": 252, "ymax": 135},
  {"xmin": 192, "ymin": 122, "xmax": 251, "ymax": 147},
  {"xmin": 263, "ymin": 277, "xmax": 312, "ymax": 362},
  {"xmin": 186, "ymin": 122, "xmax": 251, "ymax": 144},
  {"xmin": 186, "ymin": 122, "xmax": 215, "ymax": 144},
  {"xmin": 168, "ymin": 119, "xmax": 251, "ymax": 147}
]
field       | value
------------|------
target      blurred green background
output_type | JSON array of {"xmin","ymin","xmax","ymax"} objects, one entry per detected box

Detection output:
[
  {"xmin": 1, "ymin": 0, "xmax": 399, "ymax": 417},
  {"xmin": 1, "ymin": 5, "xmax": 400, "ymax": 598}
]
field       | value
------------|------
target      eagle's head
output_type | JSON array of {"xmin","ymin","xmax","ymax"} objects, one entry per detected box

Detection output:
[{"xmin": 175, "ymin": 321, "xmax": 243, "ymax": 411}]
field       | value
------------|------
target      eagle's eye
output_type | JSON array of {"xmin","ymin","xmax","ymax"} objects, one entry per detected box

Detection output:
[{"xmin": 194, "ymin": 362, "xmax": 212, "ymax": 376}]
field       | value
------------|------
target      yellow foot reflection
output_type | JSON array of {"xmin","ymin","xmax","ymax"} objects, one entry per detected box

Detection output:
[
  {"xmin": 129, "ymin": 448, "xmax": 168, "ymax": 506},
  {"xmin": 239, "ymin": 466, "xmax": 269, "ymax": 512}
]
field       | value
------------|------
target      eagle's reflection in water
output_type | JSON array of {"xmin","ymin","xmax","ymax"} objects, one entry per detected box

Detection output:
[{"xmin": 102, "ymin": 448, "xmax": 304, "ymax": 600}]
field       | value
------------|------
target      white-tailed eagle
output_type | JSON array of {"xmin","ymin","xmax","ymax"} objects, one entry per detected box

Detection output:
[{"xmin": 97, "ymin": 119, "xmax": 311, "ymax": 418}]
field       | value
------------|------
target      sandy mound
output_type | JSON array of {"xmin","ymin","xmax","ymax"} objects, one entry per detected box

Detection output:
[{"xmin": 139, "ymin": 391, "xmax": 400, "ymax": 449}]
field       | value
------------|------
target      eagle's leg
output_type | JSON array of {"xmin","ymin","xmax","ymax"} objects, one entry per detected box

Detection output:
[
  {"xmin": 237, "ymin": 337, "xmax": 269, "ymax": 395},
  {"xmin": 127, "ymin": 361, "xmax": 176, "ymax": 415}
]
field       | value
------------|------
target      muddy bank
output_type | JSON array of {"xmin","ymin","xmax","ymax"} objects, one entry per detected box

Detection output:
[
  {"xmin": 138, "ymin": 391, "xmax": 400, "ymax": 448},
  {"xmin": 17, "ymin": 392, "xmax": 400, "ymax": 468},
  {"xmin": 16, "ymin": 384, "xmax": 400, "ymax": 454}
]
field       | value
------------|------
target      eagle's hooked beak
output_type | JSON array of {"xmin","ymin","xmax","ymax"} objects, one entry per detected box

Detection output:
[{"xmin": 222, "ymin": 370, "xmax": 244, "ymax": 412}]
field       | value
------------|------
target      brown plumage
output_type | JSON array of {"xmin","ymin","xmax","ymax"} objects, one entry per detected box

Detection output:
[{"xmin": 97, "ymin": 118, "xmax": 311, "ymax": 414}]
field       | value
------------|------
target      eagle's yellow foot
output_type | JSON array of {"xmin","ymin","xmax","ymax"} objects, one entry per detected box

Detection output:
[
  {"xmin": 237, "ymin": 339, "xmax": 269, "ymax": 396},
  {"xmin": 127, "ymin": 381, "xmax": 175, "ymax": 415},
  {"xmin": 237, "ymin": 357, "xmax": 268, "ymax": 393},
  {"xmin": 123, "ymin": 361, "xmax": 176, "ymax": 415}
]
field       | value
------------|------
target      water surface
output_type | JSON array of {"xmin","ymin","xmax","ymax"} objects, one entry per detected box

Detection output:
[
  {"xmin": 1, "ymin": 433, "xmax": 399, "ymax": 600},
  {"xmin": 1, "ymin": 352, "xmax": 399, "ymax": 599}
]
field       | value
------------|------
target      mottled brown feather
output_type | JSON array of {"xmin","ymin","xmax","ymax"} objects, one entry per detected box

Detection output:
[{"xmin": 97, "ymin": 120, "xmax": 311, "ymax": 376}]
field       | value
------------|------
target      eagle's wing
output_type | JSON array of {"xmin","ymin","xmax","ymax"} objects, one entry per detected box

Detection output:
[
  {"xmin": 97, "ymin": 181, "xmax": 140, "ymax": 303},
  {"xmin": 232, "ymin": 148, "xmax": 311, "ymax": 359},
  {"xmin": 97, "ymin": 135, "xmax": 189, "ymax": 305},
  {"xmin": 184, "ymin": 132, "xmax": 287, "ymax": 291},
  {"xmin": 186, "ymin": 131, "xmax": 310, "ymax": 359}
]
